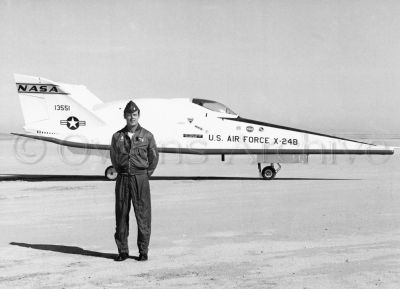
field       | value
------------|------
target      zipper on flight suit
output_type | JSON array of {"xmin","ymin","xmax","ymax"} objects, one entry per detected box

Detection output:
[{"xmin": 127, "ymin": 132, "xmax": 133, "ymax": 173}]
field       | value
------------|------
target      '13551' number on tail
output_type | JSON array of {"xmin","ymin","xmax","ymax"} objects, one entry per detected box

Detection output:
[{"xmin": 54, "ymin": 105, "xmax": 71, "ymax": 111}]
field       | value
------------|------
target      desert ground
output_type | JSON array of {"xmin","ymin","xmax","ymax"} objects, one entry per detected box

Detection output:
[{"xmin": 0, "ymin": 136, "xmax": 399, "ymax": 289}]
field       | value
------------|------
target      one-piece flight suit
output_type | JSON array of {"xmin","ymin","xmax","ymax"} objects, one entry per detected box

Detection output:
[{"xmin": 110, "ymin": 124, "xmax": 159, "ymax": 256}]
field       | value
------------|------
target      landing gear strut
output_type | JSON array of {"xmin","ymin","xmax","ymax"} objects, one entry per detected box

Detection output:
[
  {"xmin": 105, "ymin": 165, "xmax": 118, "ymax": 181},
  {"xmin": 258, "ymin": 163, "xmax": 281, "ymax": 180}
]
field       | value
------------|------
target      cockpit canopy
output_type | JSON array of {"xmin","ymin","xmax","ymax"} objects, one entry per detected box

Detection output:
[{"xmin": 192, "ymin": 98, "xmax": 237, "ymax": 115}]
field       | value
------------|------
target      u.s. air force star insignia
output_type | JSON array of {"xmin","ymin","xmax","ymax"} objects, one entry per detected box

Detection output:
[{"xmin": 60, "ymin": 116, "xmax": 86, "ymax": 130}]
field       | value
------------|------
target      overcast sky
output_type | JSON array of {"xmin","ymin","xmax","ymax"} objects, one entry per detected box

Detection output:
[{"xmin": 0, "ymin": 0, "xmax": 399, "ymax": 135}]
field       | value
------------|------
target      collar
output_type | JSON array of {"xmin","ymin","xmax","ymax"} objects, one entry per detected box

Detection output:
[{"xmin": 120, "ymin": 123, "xmax": 142, "ymax": 135}]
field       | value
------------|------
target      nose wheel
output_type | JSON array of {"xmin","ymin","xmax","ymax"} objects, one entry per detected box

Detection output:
[
  {"xmin": 105, "ymin": 165, "xmax": 118, "ymax": 181},
  {"xmin": 258, "ymin": 163, "xmax": 281, "ymax": 180}
]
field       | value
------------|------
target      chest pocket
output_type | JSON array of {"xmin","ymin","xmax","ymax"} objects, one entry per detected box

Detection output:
[
  {"xmin": 117, "ymin": 136, "xmax": 129, "ymax": 153},
  {"xmin": 132, "ymin": 136, "xmax": 148, "ymax": 149},
  {"xmin": 130, "ymin": 137, "xmax": 149, "ymax": 168}
]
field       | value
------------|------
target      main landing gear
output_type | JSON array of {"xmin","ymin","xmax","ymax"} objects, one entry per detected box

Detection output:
[
  {"xmin": 258, "ymin": 163, "xmax": 281, "ymax": 180},
  {"xmin": 105, "ymin": 165, "xmax": 118, "ymax": 181}
]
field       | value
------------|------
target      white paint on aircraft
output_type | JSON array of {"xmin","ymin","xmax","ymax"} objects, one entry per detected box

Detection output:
[{"xmin": 12, "ymin": 74, "xmax": 394, "ymax": 179}]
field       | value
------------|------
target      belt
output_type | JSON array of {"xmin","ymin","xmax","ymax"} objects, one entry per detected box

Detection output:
[{"xmin": 119, "ymin": 170, "xmax": 148, "ymax": 176}]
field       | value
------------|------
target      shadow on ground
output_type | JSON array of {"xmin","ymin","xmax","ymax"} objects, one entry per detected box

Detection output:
[
  {"xmin": 0, "ymin": 174, "xmax": 108, "ymax": 182},
  {"xmin": 153, "ymin": 176, "xmax": 359, "ymax": 181},
  {"xmin": 0, "ymin": 174, "xmax": 360, "ymax": 182},
  {"xmin": 10, "ymin": 242, "xmax": 116, "ymax": 259}
]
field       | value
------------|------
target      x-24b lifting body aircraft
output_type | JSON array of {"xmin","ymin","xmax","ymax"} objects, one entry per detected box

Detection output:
[{"xmin": 12, "ymin": 74, "xmax": 394, "ymax": 180}]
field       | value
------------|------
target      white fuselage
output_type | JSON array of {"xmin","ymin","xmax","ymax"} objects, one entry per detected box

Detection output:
[{"xmin": 48, "ymin": 98, "xmax": 387, "ymax": 154}]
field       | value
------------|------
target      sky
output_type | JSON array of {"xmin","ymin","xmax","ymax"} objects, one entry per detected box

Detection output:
[{"xmin": 0, "ymin": 0, "xmax": 399, "ymax": 136}]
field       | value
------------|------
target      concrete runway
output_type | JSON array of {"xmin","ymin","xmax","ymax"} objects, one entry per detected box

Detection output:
[{"xmin": 1, "ymin": 138, "xmax": 400, "ymax": 288}]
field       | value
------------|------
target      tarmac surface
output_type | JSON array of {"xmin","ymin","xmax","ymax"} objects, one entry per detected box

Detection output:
[{"xmin": 0, "ymin": 137, "xmax": 399, "ymax": 288}]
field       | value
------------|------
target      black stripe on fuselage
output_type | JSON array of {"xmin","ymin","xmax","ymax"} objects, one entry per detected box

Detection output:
[
  {"xmin": 10, "ymin": 133, "xmax": 393, "ymax": 155},
  {"xmin": 11, "ymin": 133, "xmax": 109, "ymax": 150},
  {"xmin": 221, "ymin": 117, "xmax": 374, "ymax": 146},
  {"xmin": 159, "ymin": 148, "xmax": 393, "ymax": 155}
]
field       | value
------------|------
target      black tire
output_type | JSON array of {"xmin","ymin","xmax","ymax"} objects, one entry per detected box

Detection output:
[
  {"xmin": 105, "ymin": 166, "xmax": 118, "ymax": 181},
  {"xmin": 261, "ymin": 166, "xmax": 276, "ymax": 180}
]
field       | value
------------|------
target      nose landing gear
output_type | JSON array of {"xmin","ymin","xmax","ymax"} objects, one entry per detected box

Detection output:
[{"xmin": 258, "ymin": 163, "xmax": 281, "ymax": 180}]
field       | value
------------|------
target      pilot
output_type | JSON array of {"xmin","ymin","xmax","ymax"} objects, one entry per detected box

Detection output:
[{"xmin": 110, "ymin": 100, "xmax": 159, "ymax": 262}]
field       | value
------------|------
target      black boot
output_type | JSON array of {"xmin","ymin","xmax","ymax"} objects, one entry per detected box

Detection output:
[
  {"xmin": 114, "ymin": 253, "xmax": 129, "ymax": 262},
  {"xmin": 137, "ymin": 253, "xmax": 148, "ymax": 261}
]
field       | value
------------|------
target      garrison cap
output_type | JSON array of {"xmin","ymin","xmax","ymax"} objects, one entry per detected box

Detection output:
[{"xmin": 124, "ymin": 100, "xmax": 140, "ymax": 114}]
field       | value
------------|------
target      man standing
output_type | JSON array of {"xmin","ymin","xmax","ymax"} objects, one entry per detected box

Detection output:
[{"xmin": 110, "ymin": 101, "xmax": 159, "ymax": 262}]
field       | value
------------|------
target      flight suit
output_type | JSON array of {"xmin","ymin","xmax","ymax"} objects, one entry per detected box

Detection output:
[{"xmin": 110, "ymin": 124, "xmax": 159, "ymax": 255}]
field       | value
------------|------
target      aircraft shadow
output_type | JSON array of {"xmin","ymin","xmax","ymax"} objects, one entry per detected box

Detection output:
[
  {"xmin": 0, "ymin": 174, "xmax": 107, "ymax": 182},
  {"xmin": 10, "ymin": 242, "xmax": 116, "ymax": 260},
  {"xmin": 0, "ymin": 174, "xmax": 359, "ymax": 182},
  {"xmin": 269, "ymin": 177, "xmax": 360, "ymax": 181},
  {"xmin": 151, "ymin": 176, "xmax": 360, "ymax": 181}
]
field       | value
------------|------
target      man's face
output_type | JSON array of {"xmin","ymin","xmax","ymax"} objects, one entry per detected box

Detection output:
[{"xmin": 124, "ymin": 111, "xmax": 140, "ymax": 126}]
